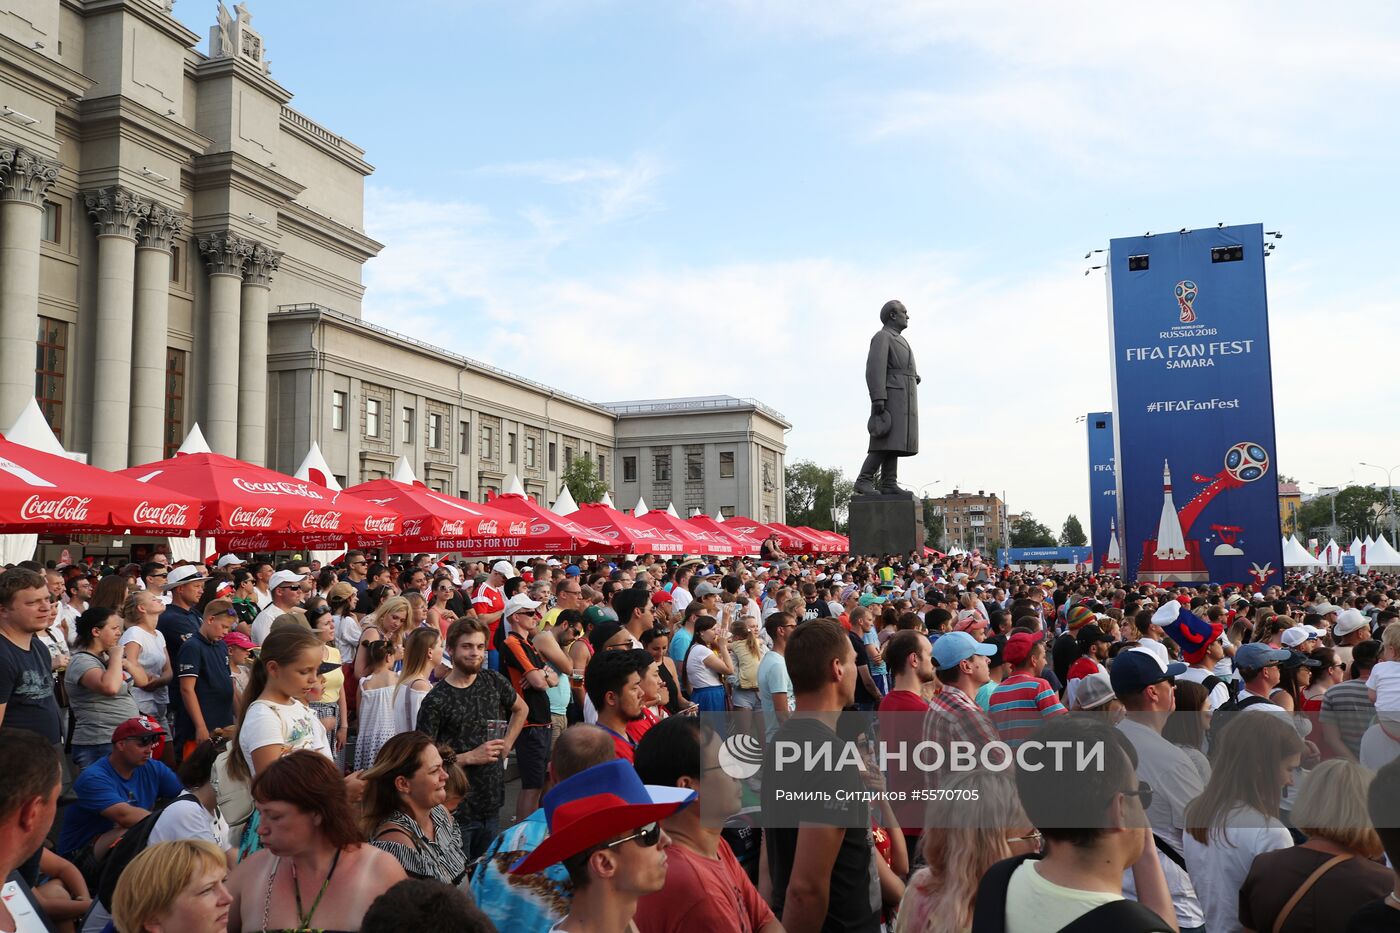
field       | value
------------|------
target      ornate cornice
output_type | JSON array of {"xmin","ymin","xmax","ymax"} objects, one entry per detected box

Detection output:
[
  {"xmin": 85, "ymin": 186, "xmax": 151, "ymax": 239},
  {"xmin": 198, "ymin": 230, "xmax": 253, "ymax": 277},
  {"xmin": 1, "ymin": 149, "xmax": 62, "ymax": 206},
  {"xmin": 243, "ymin": 242, "xmax": 284, "ymax": 288},
  {"xmin": 137, "ymin": 203, "xmax": 187, "ymax": 251}
]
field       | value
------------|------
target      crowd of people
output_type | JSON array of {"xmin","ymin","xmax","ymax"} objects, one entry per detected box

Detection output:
[{"xmin": 4, "ymin": 546, "xmax": 1400, "ymax": 932}]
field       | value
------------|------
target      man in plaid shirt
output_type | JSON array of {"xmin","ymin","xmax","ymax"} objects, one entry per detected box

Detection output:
[{"xmin": 923, "ymin": 631, "xmax": 1006, "ymax": 787}]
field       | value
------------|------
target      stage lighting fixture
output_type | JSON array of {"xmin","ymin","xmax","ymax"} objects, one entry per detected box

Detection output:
[
  {"xmin": 1127, "ymin": 254, "xmax": 1149, "ymax": 271},
  {"xmin": 1211, "ymin": 245, "xmax": 1244, "ymax": 263}
]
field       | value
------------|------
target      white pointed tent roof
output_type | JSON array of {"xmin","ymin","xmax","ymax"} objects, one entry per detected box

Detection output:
[
  {"xmin": 1350, "ymin": 537, "xmax": 1365, "ymax": 562},
  {"xmin": 1318, "ymin": 538, "xmax": 1343, "ymax": 566},
  {"xmin": 504, "ymin": 473, "xmax": 526, "ymax": 496},
  {"xmin": 1366, "ymin": 535, "xmax": 1400, "ymax": 567},
  {"xmin": 665, "ymin": 502, "xmax": 679, "ymax": 518},
  {"xmin": 5, "ymin": 399, "xmax": 66, "ymax": 455},
  {"xmin": 551, "ymin": 484, "xmax": 579, "ymax": 516},
  {"xmin": 177, "ymin": 424, "xmax": 212, "ymax": 455},
  {"xmin": 293, "ymin": 442, "xmax": 341, "ymax": 491},
  {"xmin": 633, "ymin": 496, "xmax": 649, "ymax": 517},
  {"xmin": 1282, "ymin": 535, "xmax": 1322, "ymax": 568},
  {"xmin": 714, "ymin": 509, "xmax": 725, "ymax": 523},
  {"xmin": 600, "ymin": 491, "xmax": 615, "ymax": 509},
  {"xmin": 391, "ymin": 456, "xmax": 418, "ymax": 485}
]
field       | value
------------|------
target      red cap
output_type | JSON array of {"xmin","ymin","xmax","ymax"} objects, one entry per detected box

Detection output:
[
  {"xmin": 650, "ymin": 590, "xmax": 672, "ymax": 605},
  {"xmin": 111, "ymin": 715, "xmax": 167, "ymax": 756},
  {"xmin": 1003, "ymin": 631, "xmax": 1041, "ymax": 666}
]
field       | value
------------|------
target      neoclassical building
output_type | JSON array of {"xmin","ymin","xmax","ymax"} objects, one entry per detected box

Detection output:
[{"xmin": 0, "ymin": 0, "xmax": 788, "ymax": 522}]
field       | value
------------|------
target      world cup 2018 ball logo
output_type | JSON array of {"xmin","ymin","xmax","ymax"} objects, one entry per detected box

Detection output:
[
  {"xmin": 1175, "ymin": 280, "xmax": 1198, "ymax": 323},
  {"xmin": 1224, "ymin": 442, "xmax": 1269, "ymax": 483}
]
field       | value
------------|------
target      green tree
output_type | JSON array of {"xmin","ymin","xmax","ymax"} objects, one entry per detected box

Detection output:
[
  {"xmin": 561, "ymin": 456, "xmax": 609, "ymax": 504},
  {"xmin": 1297, "ymin": 485, "xmax": 1389, "ymax": 541},
  {"xmin": 785, "ymin": 460, "xmax": 853, "ymax": 531},
  {"xmin": 1060, "ymin": 514, "xmax": 1087, "ymax": 547},
  {"xmin": 1010, "ymin": 512, "xmax": 1056, "ymax": 548},
  {"xmin": 921, "ymin": 498, "xmax": 945, "ymax": 548}
]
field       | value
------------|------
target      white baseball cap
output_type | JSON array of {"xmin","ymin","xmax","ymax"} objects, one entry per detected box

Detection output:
[
  {"xmin": 268, "ymin": 569, "xmax": 307, "ymax": 591},
  {"xmin": 492, "ymin": 560, "xmax": 519, "ymax": 579},
  {"xmin": 1334, "ymin": 609, "xmax": 1370, "ymax": 638},
  {"xmin": 216, "ymin": 554, "xmax": 247, "ymax": 569},
  {"xmin": 503, "ymin": 593, "xmax": 542, "ymax": 620},
  {"xmin": 162, "ymin": 565, "xmax": 208, "ymax": 590},
  {"xmin": 1281, "ymin": 626, "xmax": 1318, "ymax": 648}
]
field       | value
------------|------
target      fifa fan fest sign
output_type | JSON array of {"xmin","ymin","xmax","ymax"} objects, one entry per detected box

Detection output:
[
  {"xmin": 1085, "ymin": 412, "xmax": 1120, "ymax": 573},
  {"xmin": 1106, "ymin": 223, "xmax": 1283, "ymax": 586}
]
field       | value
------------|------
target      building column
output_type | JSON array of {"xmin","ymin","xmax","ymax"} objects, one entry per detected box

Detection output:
[
  {"xmin": 197, "ymin": 231, "xmax": 252, "ymax": 456},
  {"xmin": 130, "ymin": 204, "xmax": 185, "ymax": 465},
  {"xmin": 0, "ymin": 145, "xmax": 60, "ymax": 429},
  {"xmin": 238, "ymin": 243, "xmax": 282, "ymax": 466},
  {"xmin": 85, "ymin": 187, "xmax": 150, "ymax": 470}
]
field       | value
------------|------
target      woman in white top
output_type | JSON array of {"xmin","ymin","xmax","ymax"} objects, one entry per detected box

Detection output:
[
  {"xmin": 681, "ymin": 615, "xmax": 732, "ymax": 714},
  {"xmin": 353, "ymin": 638, "xmax": 400, "ymax": 773},
  {"xmin": 327, "ymin": 581, "xmax": 361, "ymax": 662},
  {"xmin": 1182, "ymin": 712, "xmax": 1303, "ymax": 933},
  {"xmin": 227, "ymin": 626, "xmax": 332, "ymax": 784},
  {"xmin": 120, "ymin": 590, "xmax": 173, "ymax": 725},
  {"xmin": 392, "ymin": 627, "xmax": 440, "ymax": 735}
]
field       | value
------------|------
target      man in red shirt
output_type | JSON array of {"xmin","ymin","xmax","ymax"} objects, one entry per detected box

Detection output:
[
  {"xmin": 878, "ymin": 631, "xmax": 933, "ymax": 713},
  {"xmin": 473, "ymin": 560, "xmax": 513, "ymax": 671},
  {"xmin": 632, "ymin": 716, "xmax": 780, "ymax": 933},
  {"xmin": 878, "ymin": 629, "xmax": 933, "ymax": 841},
  {"xmin": 584, "ymin": 648, "xmax": 652, "ymax": 762},
  {"xmin": 988, "ymin": 631, "xmax": 1067, "ymax": 748}
]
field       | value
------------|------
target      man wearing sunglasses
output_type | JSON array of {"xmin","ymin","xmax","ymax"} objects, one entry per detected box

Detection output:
[
  {"xmin": 501, "ymin": 593, "xmax": 559, "ymax": 821},
  {"xmin": 56, "ymin": 716, "xmax": 182, "ymax": 869}
]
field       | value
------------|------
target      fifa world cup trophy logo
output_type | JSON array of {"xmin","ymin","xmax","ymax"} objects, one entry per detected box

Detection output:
[{"xmin": 1174, "ymin": 280, "xmax": 1198, "ymax": 323}]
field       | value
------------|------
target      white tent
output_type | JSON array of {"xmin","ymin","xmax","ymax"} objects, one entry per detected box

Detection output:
[
  {"xmin": 551, "ymin": 484, "xmax": 578, "ymax": 516},
  {"xmin": 1318, "ymin": 538, "xmax": 1343, "ymax": 566},
  {"xmin": 391, "ymin": 455, "xmax": 418, "ymax": 485},
  {"xmin": 1349, "ymin": 537, "xmax": 1365, "ymax": 565},
  {"xmin": 294, "ymin": 443, "xmax": 345, "ymax": 567},
  {"xmin": 1366, "ymin": 535, "xmax": 1400, "ymax": 568},
  {"xmin": 504, "ymin": 473, "xmax": 526, "ymax": 497},
  {"xmin": 600, "ymin": 491, "xmax": 615, "ymax": 509},
  {"xmin": 0, "ymin": 400, "xmax": 68, "ymax": 564},
  {"xmin": 664, "ymin": 502, "xmax": 680, "ymax": 518},
  {"xmin": 1364, "ymin": 535, "xmax": 1377, "ymax": 566},
  {"xmin": 634, "ymin": 496, "xmax": 649, "ymax": 518},
  {"xmin": 166, "ymin": 424, "xmax": 214, "ymax": 564},
  {"xmin": 1282, "ymin": 535, "xmax": 1322, "ymax": 568},
  {"xmin": 713, "ymin": 509, "xmax": 725, "ymax": 523}
]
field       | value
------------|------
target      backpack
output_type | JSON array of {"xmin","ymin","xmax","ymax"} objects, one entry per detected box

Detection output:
[
  {"xmin": 95, "ymin": 793, "xmax": 199, "ymax": 909},
  {"xmin": 971, "ymin": 854, "xmax": 1175, "ymax": 933}
]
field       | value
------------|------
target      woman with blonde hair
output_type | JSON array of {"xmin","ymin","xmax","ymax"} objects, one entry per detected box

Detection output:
[
  {"xmin": 404, "ymin": 590, "xmax": 428, "ymax": 629},
  {"xmin": 355, "ymin": 595, "xmax": 409, "ymax": 679},
  {"xmin": 1241, "ymin": 758, "xmax": 1391, "ymax": 933},
  {"xmin": 111, "ymin": 839, "xmax": 230, "ymax": 933},
  {"xmin": 727, "ymin": 615, "xmax": 765, "ymax": 711},
  {"xmin": 896, "ymin": 771, "xmax": 1035, "ymax": 933},
  {"xmin": 120, "ymin": 589, "xmax": 174, "ymax": 730},
  {"xmin": 392, "ymin": 627, "xmax": 441, "ymax": 733}
]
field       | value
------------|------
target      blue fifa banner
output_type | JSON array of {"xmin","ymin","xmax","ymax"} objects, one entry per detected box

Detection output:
[
  {"xmin": 997, "ymin": 546, "xmax": 1093, "ymax": 568},
  {"xmin": 1107, "ymin": 223, "xmax": 1284, "ymax": 587},
  {"xmin": 1086, "ymin": 412, "xmax": 1120, "ymax": 572}
]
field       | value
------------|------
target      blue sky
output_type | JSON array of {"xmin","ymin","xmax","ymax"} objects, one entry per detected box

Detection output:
[{"xmin": 177, "ymin": 1, "xmax": 1400, "ymax": 531}]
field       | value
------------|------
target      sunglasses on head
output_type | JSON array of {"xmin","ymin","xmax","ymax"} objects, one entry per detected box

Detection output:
[
  {"xmin": 603, "ymin": 821, "xmax": 662, "ymax": 850},
  {"xmin": 1121, "ymin": 780, "xmax": 1154, "ymax": 811}
]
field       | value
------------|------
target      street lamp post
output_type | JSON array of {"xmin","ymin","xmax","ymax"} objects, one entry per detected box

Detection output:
[{"xmin": 1359, "ymin": 462, "xmax": 1400, "ymax": 542}]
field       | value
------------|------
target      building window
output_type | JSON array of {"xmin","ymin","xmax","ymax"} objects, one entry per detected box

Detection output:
[
  {"xmin": 402, "ymin": 407, "xmax": 414, "ymax": 444},
  {"xmin": 163, "ymin": 348, "xmax": 186, "ymax": 457},
  {"xmin": 366, "ymin": 398, "xmax": 381, "ymax": 438},
  {"xmin": 41, "ymin": 201, "xmax": 61, "ymax": 244},
  {"xmin": 686, "ymin": 451, "xmax": 704, "ymax": 482},
  {"xmin": 169, "ymin": 243, "xmax": 184, "ymax": 284},
  {"xmin": 508, "ymin": 432, "xmax": 517, "ymax": 464},
  {"xmin": 331, "ymin": 391, "xmax": 346, "ymax": 431},
  {"xmin": 719, "ymin": 451, "xmax": 735, "ymax": 479},
  {"xmin": 655, "ymin": 453, "xmax": 671, "ymax": 482},
  {"xmin": 427, "ymin": 412, "xmax": 443, "ymax": 449},
  {"xmin": 565, "ymin": 447, "xmax": 574, "ymax": 469},
  {"xmin": 623, "ymin": 456, "xmax": 637, "ymax": 482},
  {"xmin": 35, "ymin": 317, "xmax": 66, "ymax": 440},
  {"xmin": 480, "ymin": 425, "xmax": 493, "ymax": 458},
  {"xmin": 525, "ymin": 436, "xmax": 536, "ymax": 468},
  {"xmin": 459, "ymin": 421, "xmax": 470, "ymax": 455},
  {"xmin": 721, "ymin": 506, "xmax": 735, "ymax": 518},
  {"xmin": 597, "ymin": 454, "xmax": 606, "ymax": 480},
  {"xmin": 548, "ymin": 442, "xmax": 557, "ymax": 471}
]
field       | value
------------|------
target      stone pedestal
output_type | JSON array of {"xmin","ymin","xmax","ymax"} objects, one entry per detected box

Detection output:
[{"xmin": 848, "ymin": 493, "xmax": 925, "ymax": 557}]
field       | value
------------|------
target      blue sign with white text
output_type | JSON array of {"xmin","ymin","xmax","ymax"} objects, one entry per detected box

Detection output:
[
  {"xmin": 1107, "ymin": 223, "xmax": 1284, "ymax": 587},
  {"xmin": 1086, "ymin": 412, "xmax": 1119, "ymax": 573},
  {"xmin": 997, "ymin": 547, "xmax": 1093, "ymax": 567}
]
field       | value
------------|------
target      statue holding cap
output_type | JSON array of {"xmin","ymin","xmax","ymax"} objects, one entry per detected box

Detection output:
[{"xmin": 855, "ymin": 300, "xmax": 920, "ymax": 496}]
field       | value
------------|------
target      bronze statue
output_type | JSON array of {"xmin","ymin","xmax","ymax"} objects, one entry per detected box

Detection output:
[{"xmin": 855, "ymin": 300, "xmax": 920, "ymax": 496}]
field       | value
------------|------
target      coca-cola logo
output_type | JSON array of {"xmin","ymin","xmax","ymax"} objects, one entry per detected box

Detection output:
[
  {"xmin": 302, "ymin": 510, "xmax": 343, "ymax": 530},
  {"xmin": 508, "ymin": 521, "xmax": 528, "ymax": 536},
  {"xmin": 402, "ymin": 519, "xmax": 424, "ymax": 536},
  {"xmin": 133, "ymin": 501, "xmax": 190, "ymax": 526},
  {"xmin": 20, "ymin": 495, "xmax": 91, "ymax": 522},
  {"xmin": 530, "ymin": 522, "xmax": 551, "ymax": 535},
  {"xmin": 362, "ymin": 516, "xmax": 397, "ymax": 533},
  {"xmin": 479, "ymin": 520, "xmax": 499, "ymax": 536},
  {"xmin": 441, "ymin": 519, "xmax": 466, "ymax": 536},
  {"xmin": 232, "ymin": 478, "xmax": 324, "ymax": 500},
  {"xmin": 224, "ymin": 535, "xmax": 271, "ymax": 550},
  {"xmin": 229, "ymin": 506, "xmax": 276, "ymax": 528}
]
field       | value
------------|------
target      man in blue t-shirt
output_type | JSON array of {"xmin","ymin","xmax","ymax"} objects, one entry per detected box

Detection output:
[
  {"xmin": 156, "ymin": 566, "xmax": 208, "ymax": 663},
  {"xmin": 172, "ymin": 600, "xmax": 237, "ymax": 755},
  {"xmin": 57, "ymin": 716, "xmax": 182, "ymax": 861}
]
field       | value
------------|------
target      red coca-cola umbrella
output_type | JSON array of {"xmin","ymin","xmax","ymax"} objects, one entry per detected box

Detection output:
[
  {"xmin": 687, "ymin": 515, "xmax": 763, "ymax": 555},
  {"xmin": 725, "ymin": 516, "xmax": 779, "ymax": 544},
  {"xmin": 636, "ymin": 511, "xmax": 738, "ymax": 556},
  {"xmin": 0, "ymin": 436, "xmax": 201, "ymax": 534},
  {"xmin": 343, "ymin": 480, "xmax": 600, "ymax": 554},
  {"xmin": 563, "ymin": 503, "xmax": 688, "ymax": 555},
  {"xmin": 488, "ymin": 493, "xmax": 616, "ymax": 553},
  {"xmin": 797, "ymin": 526, "xmax": 848, "ymax": 554},
  {"xmin": 764, "ymin": 522, "xmax": 826, "ymax": 555},
  {"xmin": 119, "ymin": 452, "xmax": 400, "ymax": 548}
]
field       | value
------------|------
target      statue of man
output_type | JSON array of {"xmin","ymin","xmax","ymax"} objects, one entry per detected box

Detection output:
[{"xmin": 855, "ymin": 299, "xmax": 920, "ymax": 495}]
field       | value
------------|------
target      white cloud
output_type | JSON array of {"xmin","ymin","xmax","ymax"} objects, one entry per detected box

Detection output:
[{"xmin": 476, "ymin": 153, "xmax": 668, "ymax": 230}]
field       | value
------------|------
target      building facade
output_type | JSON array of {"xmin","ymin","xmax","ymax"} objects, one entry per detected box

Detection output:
[
  {"xmin": 2, "ymin": 1, "xmax": 787, "ymax": 520},
  {"xmin": 928, "ymin": 489, "xmax": 1008, "ymax": 553},
  {"xmin": 1278, "ymin": 481, "xmax": 1302, "ymax": 538}
]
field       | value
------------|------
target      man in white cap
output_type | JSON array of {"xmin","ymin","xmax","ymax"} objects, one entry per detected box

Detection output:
[
  {"xmin": 499, "ymin": 592, "xmax": 558, "ymax": 820},
  {"xmin": 156, "ymin": 565, "xmax": 209, "ymax": 663},
  {"xmin": 1280, "ymin": 625, "xmax": 1321, "ymax": 655},
  {"xmin": 1333, "ymin": 608, "xmax": 1373, "ymax": 670},
  {"xmin": 474, "ymin": 560, "xmax": 515, "ymax": 672},
  {"xmin": 251, "ymin": 569, "xmax": 307, "ymax": 645},
  {"xmin": 215, "ymin": 554, "xmax": 246, "ymax": 572}
]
